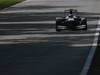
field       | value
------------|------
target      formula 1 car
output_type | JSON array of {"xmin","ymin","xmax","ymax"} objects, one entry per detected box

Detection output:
[{"xmin": 56, "ymin": 9, "xmax": 87, "ymax": 31}]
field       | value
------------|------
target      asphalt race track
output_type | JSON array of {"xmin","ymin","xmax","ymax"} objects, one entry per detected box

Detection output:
[{"xmin": 0, "ymin": 0, "xmax": 100, "ymax": 75}]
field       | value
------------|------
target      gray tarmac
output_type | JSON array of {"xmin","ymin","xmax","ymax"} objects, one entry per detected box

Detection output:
[{"xmin": 0, "ymin": 0, "xmax": 100, "ymax": 75}]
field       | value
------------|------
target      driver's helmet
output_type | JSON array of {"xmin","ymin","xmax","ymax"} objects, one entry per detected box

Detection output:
[{"xmin": 68, "ymin": 14, "xmax": 73, "ymax": 18}]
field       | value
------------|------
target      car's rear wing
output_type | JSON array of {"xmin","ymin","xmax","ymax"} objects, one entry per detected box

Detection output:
[{"xmin": 64, "ymin": 9, "xmax": 78, "ymax": 15}]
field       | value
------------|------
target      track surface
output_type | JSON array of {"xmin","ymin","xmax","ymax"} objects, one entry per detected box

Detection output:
[{"xmin": 0, "ymin": 0, "xmax": 100, "ymax": 75}]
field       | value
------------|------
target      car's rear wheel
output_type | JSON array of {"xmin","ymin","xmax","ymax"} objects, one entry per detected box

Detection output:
[{"xmin": 81, "ymin": 18, "xmax": 87, "ymax": 30}]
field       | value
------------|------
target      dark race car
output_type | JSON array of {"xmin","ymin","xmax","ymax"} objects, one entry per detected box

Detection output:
[{"xmin": 56, "ymin": 9, "xmax": 87, "ymax": 31}]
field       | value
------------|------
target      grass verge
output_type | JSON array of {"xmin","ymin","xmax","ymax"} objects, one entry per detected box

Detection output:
[{"xmin": 0, "ymin": 0, "xmax": 25, "ymax": 9}]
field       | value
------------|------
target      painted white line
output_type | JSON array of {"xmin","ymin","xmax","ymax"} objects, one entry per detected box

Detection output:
[
  {"xmin": 0, "ymin": 33, "xmax": 97, "ymax": 38},
  {"xmin": 80, "ymin": 20, "xmax": 100, "ymax": 75},
  {"xmin": 0, "ymin": 21, "xmax": 55, "ymax": 24}
]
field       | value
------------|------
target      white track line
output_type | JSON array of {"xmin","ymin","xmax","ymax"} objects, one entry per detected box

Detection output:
[
  {"xmin": 0, "ymin": 21, "xmax": 55, "ymax": 24},
  {"xmin": 80, "ymin": 20, "xmax": 100, "ymax": 75}
]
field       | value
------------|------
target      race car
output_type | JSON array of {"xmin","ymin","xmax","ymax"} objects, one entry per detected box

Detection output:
[{"xmin": 56, "ymin": 9, "xmax": 87, "ymax": 31}]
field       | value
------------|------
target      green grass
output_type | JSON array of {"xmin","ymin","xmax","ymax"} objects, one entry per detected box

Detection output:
[{"xmin": 0, "ymin": 0, "xmax": 25, "ymax": 9}]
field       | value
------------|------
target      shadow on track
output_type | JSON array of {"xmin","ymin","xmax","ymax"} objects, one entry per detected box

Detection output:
[{"xmin": 0, "ymin": 4, "xmax": 100, "ymax": 75}]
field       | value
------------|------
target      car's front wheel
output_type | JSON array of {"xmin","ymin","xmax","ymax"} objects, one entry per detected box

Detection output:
[
  {"xmin": 56, "ymin": 18, "xmax": 64, "ymax": 32},
  {"xmin": 56, "ymin": 24, "xmax": 62, "ymax": 32}
]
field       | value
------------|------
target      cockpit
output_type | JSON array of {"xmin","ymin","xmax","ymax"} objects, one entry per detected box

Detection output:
[{"xmin": 65, "ymin": 14, "xmax": 77, "ymax": 19}]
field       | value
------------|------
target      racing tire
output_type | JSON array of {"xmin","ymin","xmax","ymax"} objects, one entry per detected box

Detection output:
[
  {"xmin": 81, "ymin": 18, "xmax": 87, "ymax": 30},
  {"xmin": 56, "ymin": 18, "xmax": 64, "ymax": 32},
  {"xmin": 56, "ymin": 24, "xmax": 62, "ymax": 32},
  {"xmin": 56, "ymin": 28, "xmax": 61, "ymax": 32}
]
